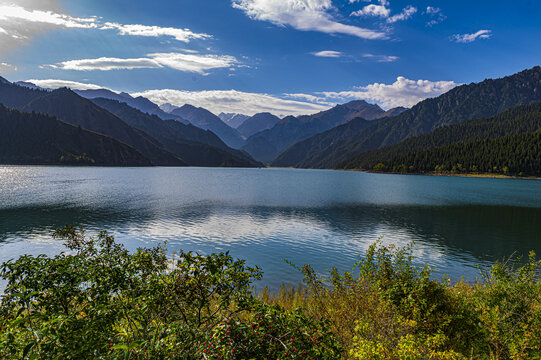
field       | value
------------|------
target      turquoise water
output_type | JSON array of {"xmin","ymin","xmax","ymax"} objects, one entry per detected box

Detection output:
[{"xmin": 1, "ymin": 166, "xmax": 541, "ymax": 290}]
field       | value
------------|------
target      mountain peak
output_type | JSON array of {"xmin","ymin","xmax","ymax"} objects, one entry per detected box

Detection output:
[
  {"xmin": 51, "ymin": 87, "xmax": 78, "ymax": 96},
  {"xmin": 179, "ymin": 104, "xmax": 199, "ymax": 111},
  {"xmin": 341, "ymin": 100, "xmax": 382, "ymax": 111},
  {"xmin": 159, "ymin": 103, "xmax": 179, "ymax": 113}
]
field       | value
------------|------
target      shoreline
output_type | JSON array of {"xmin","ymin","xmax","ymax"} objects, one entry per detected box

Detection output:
[{"xmin": 343, "ymin": 168, "xmax": 541, "ymax": 180}]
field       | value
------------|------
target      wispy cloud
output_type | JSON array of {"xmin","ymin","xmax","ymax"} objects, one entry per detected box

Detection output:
[
  {"xmin": 284, "ymin": 76, "xmax": 458, "ymax": 109},
  {"xmin": 0, "ymin": 3, "xmax": 211, "ymax": 50},
  {"xmin": 362, "ymin": 53, "xmax": 398, "ymax": 62},
  {"xmin": 351, "ymin": 1, "xmax": 416, "ymax": 24},
  {"xmin": 425, "ymin": 6, "xmax": 446, "ymax": 26},
  {"xmin": 387, "ymin": 5, "xmax": 417, "ymax": 23},
  {"xmin": 451, "ymin": 30, "xmax": 492, "ymax": 43},
  {"xmin": 100, "ymin": 22, "xmax": 211, "ymax": 43},
  {"xmin": 0, "ymin": 4, "xmax": 98, "ymax": 29},
  {"xmin": 25, "ymin": 79, "xmax": 113, "ymax": 91},
  {"xmin": 351, "ymin": 3, "xmax": 390, "ymax": 18},
  {"xmin": 312, "ymin": 50, "xmax": 343, "ymax": 58},
  {"xmin": 25, "ymin": 76, "xmax": 458, "ymax": 116},
  {"xmin": 231, "ymin": 0, "xmax": 387, "ymax": 40},
  {"xmin": 132, "ymin": 89, "xmax": 329, "ymax": 117},
  {"xmin": 44, "ymin": 52, "xmax": 239, "ymax": 74},
  {"xmin": 283, "ymin": 93, "xmax": 334, "ymax": 105},
  {"xmin": 0, "ymin": 62, "xmax": 17, "ymax": 72}
]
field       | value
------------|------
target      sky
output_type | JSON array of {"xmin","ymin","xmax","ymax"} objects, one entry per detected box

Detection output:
[{"xmin": 0, "ymin": 0, "xmax": 539, "ymax": 116}]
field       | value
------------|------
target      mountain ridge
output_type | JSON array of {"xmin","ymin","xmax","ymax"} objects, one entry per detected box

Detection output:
[
  {"xmin": 292, "ymin": 66, "xmax": 541, "ymax": 169},
  {"xmin": 0, "ymin": 103, "xmax": 151, "ymax": 166},
  {"xmin": 241, "ymin": 100, "xmax": 403, "ymax": 163},
  {"xmin": 91, "ymin": 97, "xmax": 261, "ymax": 167},
  {"xmin": 21, "ymin": 88, "xmax": 186, "ymax": 166},
  {"xmin": 170, "ymin": 104, "xmax": 245, "ymax": 148}
]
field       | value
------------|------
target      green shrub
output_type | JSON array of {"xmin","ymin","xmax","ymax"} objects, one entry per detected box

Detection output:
[
  {"xmin": 0, "ymin": 226, "xmax": 340, "ymax": 359},
  {"xmin": 1, "ymin": 228, "xmax": 540, "ymax": 359}
]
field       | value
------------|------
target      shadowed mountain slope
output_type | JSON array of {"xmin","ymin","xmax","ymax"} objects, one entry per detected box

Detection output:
[
  {"xmin": 91, "ymin": 98, "xmax": 262, "ymax": 167},
  {"xmin": 170, "ymin": 105, "xmax": 245, "ymax": 149},
  {"xmin": 237, "ymin": 112, "xmax": 280, "ymax": 138},
  {"xmin": 21, "ymin": 88, "xmax": 186, "ymax": 166},
  {"xmin": 296, "ymin": 66, "xmax": 541, "ymax": 169},
  {"xmin": 0, "ymin": 103, "xmax": 150, "ymax": 166}
]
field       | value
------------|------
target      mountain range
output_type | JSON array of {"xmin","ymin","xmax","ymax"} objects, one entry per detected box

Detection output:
[
  {"xmin": 241, "ymin": 100, "xmax": 406, "ymax": 163},
  {"xmin": 0, "ymin": 78, "xmax": 260, "ymax": 167},
  {"xmin": 237, "ymin": 112, "xmax": 281, "ymax": 138},
  {"xmin": 277, "ymin": 66, "xmax": 541, "ymax": 169},
  {"xmin": 0, "ymin": 103, "xmax": 151, "ymax": 166},
  {"xmin": 341, "ymin": 101, "xmax": 541, "ymax": 174},
  {"xmin": 167, "ymin": 104, "xmax": 245, "ymax": 148},
  {"xmin": 91, "ymin": 98, "xmax": 260, "ymax": 167},
  {"xmin": 2, "ymin": 66, "xmax": 541, "ymax": 173},
  {"xmin": 218, "ymin": 113, "xmax": 250, "ymax": 128}
]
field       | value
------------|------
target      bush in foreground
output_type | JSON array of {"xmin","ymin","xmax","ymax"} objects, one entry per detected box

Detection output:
[
  {"xmin": 0, "ymin": 227, "xmax": 339, "ymax": 359},
  {"xmin": 1, "ymin": 228, "xmax": 540, "ymax": 359},
  {"xmin": 261, "ymin": 243, "xmax": 541, "ymax": 359}
]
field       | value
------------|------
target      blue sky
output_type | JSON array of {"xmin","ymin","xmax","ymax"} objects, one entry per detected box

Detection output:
[{"xmin": 0, "ymin": 0, "xmax": 539, "ymax": 116}]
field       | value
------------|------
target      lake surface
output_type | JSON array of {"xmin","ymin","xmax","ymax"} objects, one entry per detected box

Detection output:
[{"xmin": 1, "ymin": 166, "xmax": 541, "ymax": 290}]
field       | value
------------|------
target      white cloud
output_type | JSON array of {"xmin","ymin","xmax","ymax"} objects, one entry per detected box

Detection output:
[
  {"xmin": 44, "ymin": 52, "xmax": 239, "ymax": 74},
  {"xmin": 351, "ymin": 4, "xmax": 390, "ymax": 18},
  {"xmin": 0, "ymin": 62, "xmax": 17, "ymax": 72},
  {"xmin": 148, "ymin": 53, "xmax": 238, "ymax": 74},
  {"xmin": 387, "ymin": 5, "xmax": 417, "ymax": 23},
  {"xmin": 22, "ymin": 75, "xmax": 458, "ymax": 117},
  {"xmin": 312, "ymin": 50, "xmax": 343, "ymax": 58},
  {"xmin": 133, "ymin": 89, "xmax": 329, "ymax": 117},
  {"xmin": 0, "ymin": 3, "xmax": 211, "ymax": 51},
  {"xmin": 100, "ymin": 22, "xmax": 211, "ymax": 43},
  {"xmin": 362, "ymin": 53, "xmax": 398, "ymax": 62},
  {"xmin": 285, "ymin": 77, "xmax": 458, "ymax": 109},
  {"xmin": 25, "ymin": 79, "xmax": 114, "ymax": 91},
  {"xmin": 351, "ymin": 1, "xmax": 416, "ymax": 24},
  {"xmin": 426, "ymin": 6, "xmax": 439, "ymax": 14},
  {"xmin": 283, "ymin": 93, "xmax": 334, "ymax": 105},
  {"xmin": 451, "ymin": 30, "xmax": 492, "ymax": 43},
  {"xmin": 0, "ymin": 4, "xmax": 98, "ymax": 28},
  {"xmin": 46, "ymin": 57, "xmax": 161, "ymax": 71},
  {"xmin": 425, "ymin": 6, "xmax": 446, "ymax": 26},
  {"xmin": 231, "ymin": 0, "xmax": 386, "ymax": 40}
]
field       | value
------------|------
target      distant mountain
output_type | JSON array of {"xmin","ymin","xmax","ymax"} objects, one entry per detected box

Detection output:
[
  {"xmin": 0, "ymin": 78, "xmax": 47, "ymax": 109},
  {"xmin": 0, "ymin": 76, "xmax": 10, "ymax": 85},
  {"xmin": 170, "ymin": 104, "xmax": 245, "ymax": 148},
  {"xmin": 14, "ymin": 81, "xmax": 48, "ymax": 91},
  {"xmin": 381, "ymin": 107, "xmax": 407, "ymax": 118},
  {"xmin": 241, "ymin": 100, "xmax": 388, "ymax": 163},
  {"xmin": 3, "ymin": 80, "xmax": 177, "ymax": 122},
  {"xmin": 159, "ymin": 103, "xmax": 180, "ymax": 114},
  {"xmin": 91, "ymin": 98, "xmax": 262, "ymax": 167},
  {"xmin": 74, "ymin": 88, "xmax": 177, "ymax": 121},
  {"xmin": 341, "ymin": 101, "xmax": 541, "ymax": 172},
  {"xmin": 21, "ymin": 88, "xmax": 186, "ymax": 166},
  {"xmin": 237, "ymin": 112, "xmax": 280, "ymax": 138},
  {"xmin": 295, "ymin": 66, "xmax": 541, "ymax": 169},
  {"xmin": 0, "ymin": 103, "xmax": 150, "ymax": 166},
  {"xmin": 218, "ymin": 113, "xmax": 250, "ymax": 128}
]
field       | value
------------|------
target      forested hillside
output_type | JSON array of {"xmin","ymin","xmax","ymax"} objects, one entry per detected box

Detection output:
[
  {"xmin": 0, "ymin": 104, "xmax": 151, "ymax": 166},
  {"xmin": 341, "ymin": 101, "xmax": 541, "ymax": 174},
  {"xmin": 294, "ymin": 66, "xmax": 541, "ymax": 169}
]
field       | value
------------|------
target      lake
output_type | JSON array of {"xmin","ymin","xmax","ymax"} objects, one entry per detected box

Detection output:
[{"xmin": 1, "ymin": 166, "xmax": 541, "ymax": 290}]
